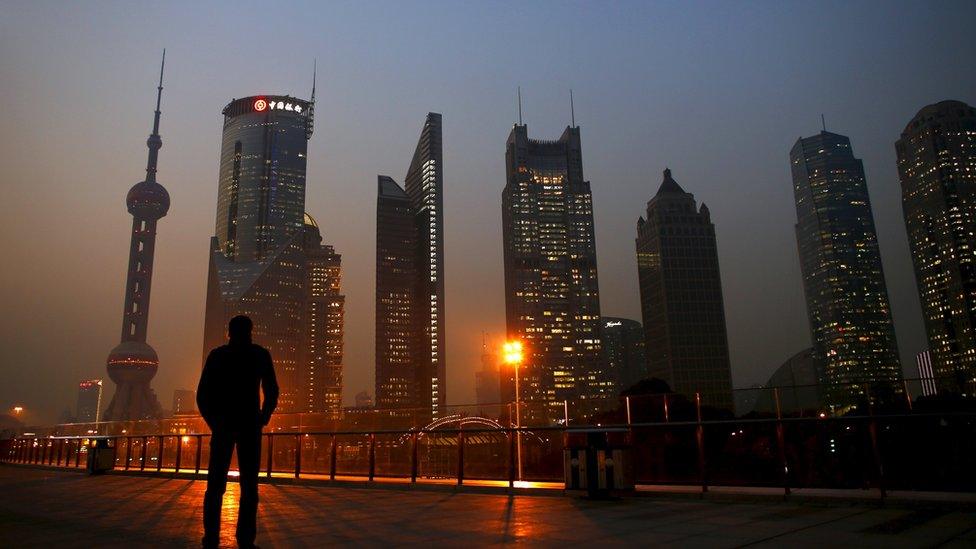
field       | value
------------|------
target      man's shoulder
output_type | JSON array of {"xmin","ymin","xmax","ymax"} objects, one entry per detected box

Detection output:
[
  {"xmin": 208, "ymin": 344, "xmax": 234, "ymax": 356},
  {"xmin": 248, "ymin": 343, "xmax": 272, "ymax": 358}
]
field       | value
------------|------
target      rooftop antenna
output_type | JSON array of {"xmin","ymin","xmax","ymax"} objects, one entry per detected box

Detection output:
[
  {"xmin": 570, "ymin": 89, "xmax": 575, "ymax": 127},
  {"xmin": 145, "ymin": 48, "xmax": 165, "ymax": 182},
  {"xmin": 821, "ymin": 113, "xmax": 826, "ymax": 132},
  {"xmin": 153, "ymin": 49, "xmax": 165, "ymax": 135},
  {"xmin": 517, "ymin": 86, "xmax": 523, "ymax": 125},
  {"xmin": 306, "ymin": 59, "xmax": 316, "ymax": 139}
]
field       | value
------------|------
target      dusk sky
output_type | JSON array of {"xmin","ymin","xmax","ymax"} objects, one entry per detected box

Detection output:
[{"xmin": 2, "ymin": 0, "xmax": 975, "ymax": 423}]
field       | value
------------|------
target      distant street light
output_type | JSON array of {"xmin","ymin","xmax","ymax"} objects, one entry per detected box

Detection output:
[
  {"xmin": 503, "ymin": 340, "xmax": 524, "ymax": 481},
  {"xmin": 12, "ymin": 406, "xmax": 23, "ymax": 415}
]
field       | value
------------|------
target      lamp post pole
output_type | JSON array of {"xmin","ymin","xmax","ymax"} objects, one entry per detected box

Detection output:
[
  {"xmin": 504, "ymin": 341, "xmax": 524, "ymax": 482},
  {"xmin": 514, "ymin": 359, "xmax": 523, "ymax": 481}
]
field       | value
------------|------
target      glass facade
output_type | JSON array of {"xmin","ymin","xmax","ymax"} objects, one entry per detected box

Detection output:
[
  {"xmin": 375, "ymin": 176, "xmax": 418, "ymax": 413},
  {"xmin": 636, "ymin": 169, "xmax": 733, "ymax": 410},
  {"xmin": 303, "ymin": 215, "xmax": 345, "ymax": 417},
  {"xmin": 502, "ymin": 124, "xmax": 610, "ymax": 421},
  {"xmin": 203, "ymin": 94, "xmax": 344, "ymax": 414},
  {"xmin": 374, "ymin": 114, "xmax": 446, "ymax": 421},
  {"xmin": 600, "ymin": 317, "xmax": 647, "ymax": 395},
  {"xmin": 215, "ymin": 96, "xmax": 311, "ymax": 262},
  {"xmin": 791, "ymin": 131, "xmax": 902, "ymax": 409},
  {"xmin": 896, "ymin": 100, "xmax": 976, "ymax": 395}
]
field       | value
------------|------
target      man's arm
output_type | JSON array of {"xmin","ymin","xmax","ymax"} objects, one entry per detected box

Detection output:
[
  {"xmin": 197, "ymin": 350, "xmax": 218, "ymax": 428},
  {"xmin": 260, "ymin": 349, "xmax": 279, "ymax": 426}
]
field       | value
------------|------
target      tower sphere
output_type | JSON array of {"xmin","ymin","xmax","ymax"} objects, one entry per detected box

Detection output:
[
  {"xmin": 127, "ymin": 180, "xmax": 170, "ymax": 219},
  {"xmin": 106, "ymin": 340, "xmax": 159, "ymax": 382}
]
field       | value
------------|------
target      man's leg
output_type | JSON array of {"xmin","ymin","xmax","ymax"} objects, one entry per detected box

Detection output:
[
  {"xmin": 203, "ymin": 431, "xmax": 234, "ymax": 547},
  {"xmin": 235, "ymin": 425, "xmax": 262, "ymax": 547}
]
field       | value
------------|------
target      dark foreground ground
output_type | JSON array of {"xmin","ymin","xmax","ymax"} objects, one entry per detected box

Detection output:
[{"xmin": 2, "ymin": 466, "xmax": 975, "ymax": 547}]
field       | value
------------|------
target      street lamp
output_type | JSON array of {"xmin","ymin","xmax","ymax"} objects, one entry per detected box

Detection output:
[
  {"xmin": 503, "ymin": 340, "xmax": 524, "ymax": 481},
  {"xmin": 12, "ymin": 406, "xmax": 23, "ymax": 416}
]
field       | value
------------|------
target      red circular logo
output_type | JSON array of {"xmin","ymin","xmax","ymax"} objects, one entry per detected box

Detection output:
[{"xmin": 254, "ymin": 99, "xmax": 268, "ymax": 112}]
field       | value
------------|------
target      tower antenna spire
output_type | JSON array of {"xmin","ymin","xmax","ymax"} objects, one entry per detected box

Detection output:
[
  {"xmin": 311, "ymin": 58, "xmax": 317, "ymax": 105},
  {"xmin": 570, "ymin": 89, "xmax": 575, "ymax": 127},
  {"xmin": 821, "ymin": 113, "xmax": 826, "ymax": 132},
  {"xmin": 152, "ymin": 49, "xmax": 165, "ymax": 135},
  {"xmin": 517, "ymin": 86, "xmax": 522, "ymax": 125},
  {"xmin": 145, "ymin": 48, "xmax": 165, "ymax": 182},
  {"xmin": 306, "ymin": 59, "xmax": 316, "ymax": 140}
]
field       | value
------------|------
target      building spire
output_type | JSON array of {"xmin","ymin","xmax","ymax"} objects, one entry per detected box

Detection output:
[
  {"xmin": 306, "ymin": 59, "xmax": 316, "ymax": 140},
  {"xmin": 517, "ymin": 86, "xmax": 523, "ymax": 125},
  {"xmin": 145, "ymin": 49, "xmax": 165, "ymax": 183},
  {"xmin": 570, "ymin": 89, "xmax": 575, "ymax": 127},
  {"xmin": 821, "ymin": 113, "xmax": 826, "ymax": 132}
]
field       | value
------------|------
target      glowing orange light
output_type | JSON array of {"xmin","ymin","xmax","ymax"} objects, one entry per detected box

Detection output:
[
  {"xmin": 254, "ymin": 99, "xmax": 268, "ymax": 112},
  {"xmin": 503, "ymin": 341, "xmax": 523, "ymax": 366},
  {"xmin": 12, "ymin": 406, "xmax": 23, "ymax": 414}
]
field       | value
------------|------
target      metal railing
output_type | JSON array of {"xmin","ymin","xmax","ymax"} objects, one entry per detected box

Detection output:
[{"xmin": 5, "ymin": 399, "xmax": 976, "ymax": 497}]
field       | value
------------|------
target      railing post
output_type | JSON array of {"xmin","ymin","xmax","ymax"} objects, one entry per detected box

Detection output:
[
  {"xmin": 663, "ymin": 394, "xmax": 670, "ymax": 423},
  {"xmin": 140, "ymin": 436, "xmax": 148, "ymax": 471},
  {"xmin": 564, "ymin": 400, "xmax": 570, "ymax": 426},
  {"xmin": 457, "ymin": 422, "xmax": 465, "ymax": 486},
  {"xmin": 124, "ymin": 437, "xmax": 133, "ymax": 470},
  {"xmin": 56, "ymin": 439, "xmax": 64, "ymax": 466},
  {"xmin": 195, "ymin": 435, "xmax": 203, "ymax": 475},
  {"xmin": 156, "ymin": 436, "xmax": 164, "ymax": 472},
  {"xmin": 368, "ymin": 433, "xmax": 376, "ymax": 482},
  {"xmin": 866, "ymin": 391, "xmax": 886, "ymax": 500},
  {"xmin": 625, "ymin": 396, "xmax": 632, "ymax": 426},
  {"xmin": 40, "ymin": 440, "xmax": 47, "ymax": 465},
  {"xmin": 63, "ymin": 440, "xmax": 71, "ymax": 467},
  {"xmin": 410, "ymin": 431, "xmax": 419, "ymax": 483},
  {"xmin": 47, "ymin": 440, "xmax": 55, "ymax": 465},
  {"xmin": 266, "ymin": 434, "xmax": 274, "ymax": 478},
  {"xmin": 329, "ymin": 434, "xmax": 337, "ymax": 481},
  {"xmin": 174, "ymin": 436, "xmax": 183, "ymax": 473},
  {"xmin": 695, "ymin": 393, "xmax": 707, "ymax": 494},
  {"xmin": 508, "ymin": 428, "xmax": 516, "ymax": 489},
  {"xmin": 294, "ymin": 434, "xmax": 302, "ymax": 479},
  {"xmin": 773, "ymin": 388, "xmax": 791, "ymax": 496}
]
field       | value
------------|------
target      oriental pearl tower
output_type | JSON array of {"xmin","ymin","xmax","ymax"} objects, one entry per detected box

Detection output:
[{"xmin": 103, "ymin": 51, "xmax": 170, "ymax": 421}]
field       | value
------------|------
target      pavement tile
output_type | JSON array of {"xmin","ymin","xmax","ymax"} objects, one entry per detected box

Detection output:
[{"xmin": 2, "ymin": 465, "xmax": 975, "ymax": 548}]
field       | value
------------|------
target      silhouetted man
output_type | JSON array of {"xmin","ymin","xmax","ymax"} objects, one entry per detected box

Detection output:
[{"xmin": 197, "ymin": 315, "xmax": 278, "ymax": 549}]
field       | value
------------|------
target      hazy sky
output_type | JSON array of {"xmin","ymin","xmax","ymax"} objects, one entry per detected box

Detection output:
[{"xmin": 2, "ymin": 0, "xmax": 975, "ymax": 423}]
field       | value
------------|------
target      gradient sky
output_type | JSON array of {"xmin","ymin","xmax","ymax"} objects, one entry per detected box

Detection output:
[{"xmin": 2, "ymin": 0, "xmax": 975, "ymax": 423}]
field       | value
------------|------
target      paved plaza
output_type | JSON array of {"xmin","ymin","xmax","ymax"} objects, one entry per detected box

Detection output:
[{"xmin": 1, "ymin": 465, "xmax": 975, "ymax": 547}]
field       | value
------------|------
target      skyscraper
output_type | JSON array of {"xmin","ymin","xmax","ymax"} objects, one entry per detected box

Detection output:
[
  {"xmin": 374, "ymin": 113, "xmax": 445, "ymax": 419},
  {"xmin": 896, "ymin": 100, "xmax": 976, "ymax": 395},
  {"xmin": 600, "ymin": 317, "xmax": 647, "ymax": 395},
  {"xmin": 791, "ymin": 131, "xmax": 902, "ymax": 408},
  {"xmin": 203, "ymin": 85, "xmax": 343, "ymax": 414},
  {"xmin": 103, "ymin": 52, "xmax": 169, "ymax": 421},
  {"xmin": 171, "ymin": 389, "xmax": 196, "ymax": 416},
  {"xmin": 636, "ymin": 169, "xmax": 733, "ymax": 410},
  {"xmin": 303, "ymin": 214, "xmax": 345, "ymax": 417},
  {"xmin": 501, "ymin": 121, "xmax": 609, "ymax": 420},
  {"xmin": 76, "ymin": 379, "xmax": 103, "ymax": 423}
]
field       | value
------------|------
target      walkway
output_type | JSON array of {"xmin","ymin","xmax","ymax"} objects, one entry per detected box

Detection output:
[{"xmin": 1, "ymin": 466, "xmax": 975, "ymax": 547}]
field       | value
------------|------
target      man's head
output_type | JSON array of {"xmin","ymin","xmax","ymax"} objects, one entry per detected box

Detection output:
[{"xmin": 228, "ymin": 315, "xmax": 253, "ymax": 343}]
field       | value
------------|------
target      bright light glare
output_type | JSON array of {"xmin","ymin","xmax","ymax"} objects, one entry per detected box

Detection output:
[{"xmin": 503, "ymin": 341, "xmax": 523, "ymax": 365}]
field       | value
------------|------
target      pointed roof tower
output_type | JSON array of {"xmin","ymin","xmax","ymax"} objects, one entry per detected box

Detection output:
[{"xmin": 655, "ymin": 168, "xmax": 687, "ymax": 196}]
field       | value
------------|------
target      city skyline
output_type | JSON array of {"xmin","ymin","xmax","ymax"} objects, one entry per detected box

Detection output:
[{"xmin": 2, "ymin": 2, "xmax": 976, "ymax": 422}]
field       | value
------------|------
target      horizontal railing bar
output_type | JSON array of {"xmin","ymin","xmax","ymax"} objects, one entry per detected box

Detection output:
[{"xmin": 21, "ymin": 410, "xmax": 976, "ymax": 442}]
